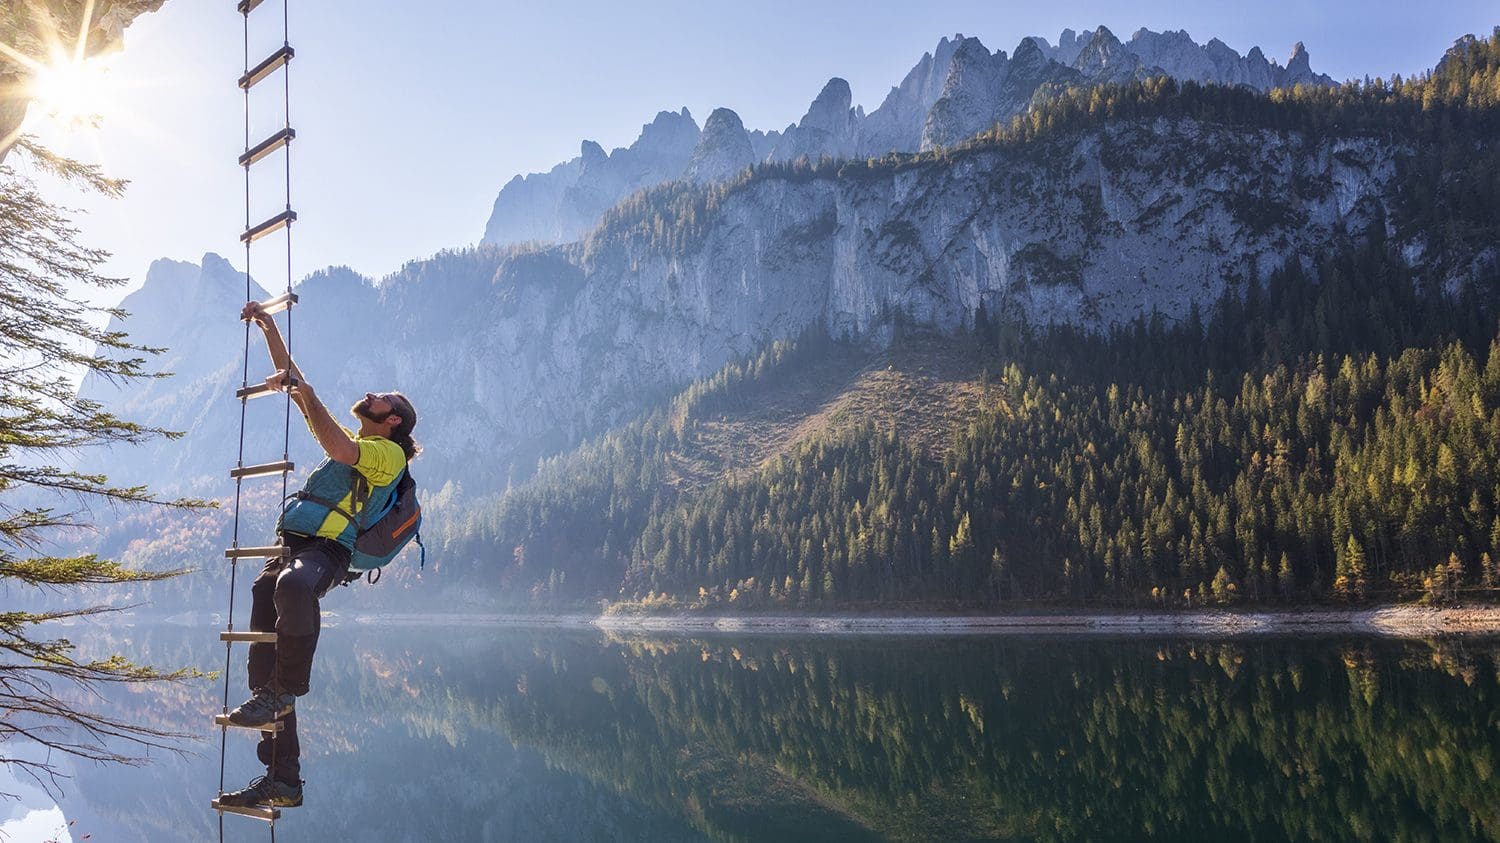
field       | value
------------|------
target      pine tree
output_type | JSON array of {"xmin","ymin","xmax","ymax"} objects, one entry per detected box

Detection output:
[
  {"xmin": 1210, "ymin": 565, "xmax": 1237, "ymax": 604},
  {"xmin": 1445, "ymin": 552, "xmax": 1465, "ymax": 602},
  {"xmin": 1335, "ymin": 536, "xmax": 1369, "ymax": 600},
  {"xmin": 0, "ymin": 139, "xmax": 206, "ymax": 784}
]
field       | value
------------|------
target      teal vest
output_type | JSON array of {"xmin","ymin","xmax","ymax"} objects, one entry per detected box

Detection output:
[{"xmin": 278, "ymin": 457, "xmax": 401, "ymax": 550}]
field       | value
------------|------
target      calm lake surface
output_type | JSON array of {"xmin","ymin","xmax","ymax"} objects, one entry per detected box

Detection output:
[{"xmin": 39, "ymin": 623, "xmax": 1500, "ymax": 842}]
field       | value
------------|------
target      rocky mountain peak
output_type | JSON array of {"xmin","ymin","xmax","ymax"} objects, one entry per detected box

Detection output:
[
  {"xmin": 685, "ymin": 107, "xmax": 755, "ymax": 184},
  {"xmin": 1089, "ymin": 24, "xmax": 1120, "ymax": 44},
  {"xmin": 1073, "ymin": 25, "xmax": 1141, "ymax": 83},
  {"xmin": 920, "ymin": 36, "xmax": 1010, "ymax": 150},
  {"xmin": 858, "ymin": 36, "xmax": 964, "ymax": 155},
  {"xmin": 580, "ymin": 139, "xmax": 607, "ymax": 165},
  {"xmin": 769, "ymin": 77, "xmax": 862, "ymax": 162},
  {"xmin": 482, "ymin": 24, "xmax": 1339, "ymax": 247},
  {"xmin": 637, "ymin": 108, "xmax": 701, "ymax": 151},
  {"xmin": 699, "ymin": 107, "xmax": 747, "ymax": 137},
  {"xmin": 1123, "ymin": 27, "xmax": 1293, "ymax": 90},
  {"xmin": 200, "ymin": 251, "xmax": 237, "ymax": 281},
  {"xmin": 133, "ymin": 252, "xmax": 249, "ymax": 309},
  {"xmin": 1051, "ymin": 28, "xmax": 1085, "ymax": 65},
  {"xmin": 1281, "ymin": 41, "xmax": 1322, "ymax": 86},
  {"xmin": 802, "ymin": 77, "xmax": 854, "ymax": 133},
  {"xmin": 137, "ymin": 256, "xmax": 202, "ymax": 298},
  {"xmin": 1011, "ymin": 36, "xmax": 1051, "ymax": 76}
]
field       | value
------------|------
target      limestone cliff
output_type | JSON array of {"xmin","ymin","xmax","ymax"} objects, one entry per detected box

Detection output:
[{"xmin": 86, "ymin": 118, "xmax": 1406, "ymax": 501}]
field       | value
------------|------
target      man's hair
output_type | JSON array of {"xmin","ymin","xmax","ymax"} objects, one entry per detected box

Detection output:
[{"xmin": 387, "ymin": 392, "xmax": 421, "ymax": 460}]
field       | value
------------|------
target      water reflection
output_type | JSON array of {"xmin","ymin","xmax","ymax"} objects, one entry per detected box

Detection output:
[{"xmin": 48, "ymin": 625, "xmax": 1500, "ymax": 841}]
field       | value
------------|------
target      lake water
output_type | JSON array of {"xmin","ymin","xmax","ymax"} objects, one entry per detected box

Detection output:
[{"xmin": 35, "ymin": 623, "xmax": 1500, "ymax": 842}]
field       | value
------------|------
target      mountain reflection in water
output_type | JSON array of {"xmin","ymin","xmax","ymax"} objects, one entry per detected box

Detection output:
[{"xmin": 48, "ymin": 624, "xmax": 1500, "ymax": 842}]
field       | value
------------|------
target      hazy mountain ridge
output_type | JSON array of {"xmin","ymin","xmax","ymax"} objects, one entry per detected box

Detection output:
[{"xmin": 481, "ymin": 25, "xmax": 1335, "ymax": 247}]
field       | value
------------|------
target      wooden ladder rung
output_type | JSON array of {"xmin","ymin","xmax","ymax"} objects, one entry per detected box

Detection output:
[
  {"xmin": 214, "ymin": 714, "xmax": 283, "ymax": 733},
  {"xmin": 219, "ymin": 630, "xmax": 278, "ymax": 644},
  {"xmin": 211, "ymin": 798, "xmax": 280, "ymax": 822},
  {"xmin": 224, "ymin": 546, "xmax": 289, "ymax": 559},
  {"xmin": 230, "ymin": 460, "xmax": 294, "ymax": 480},
  {"xmin": 254, "ymin": 292, "xmax": 298, "ymax": 316},
  {"xmin": 239, "ymin": 127, "xmax": 295, "ymax": 167},
  {"xmin": 236, "ymin": 377, "xmax": 299, "ymax": 400},
  {"xmin": 239, "ymin": 45, "xmax": 294, "ymax": 90},
  {"xmin": 240, "ymin": 209, "xmax": 296, "ymax": 244}
]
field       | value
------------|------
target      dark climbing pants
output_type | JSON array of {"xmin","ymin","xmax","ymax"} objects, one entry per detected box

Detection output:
[{"xmin": 246, "ymin": 534, "xmax": 349, "ymax": 782}]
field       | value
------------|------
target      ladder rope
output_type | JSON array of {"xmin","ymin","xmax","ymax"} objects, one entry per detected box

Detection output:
[
  {"xmin": 280, "ymin": 0, "xmax": 294, "ymax": 477},
  {"xmin": 219, "ymin": 11, "xmax": 253, "ymax": 842},
  {"xmin": 220, "ymin": 0, "xmax": 296, "ymax": 838}
]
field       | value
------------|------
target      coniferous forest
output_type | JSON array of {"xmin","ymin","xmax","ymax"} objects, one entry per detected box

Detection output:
[
  {"xmin": 434, "ymin": 33, "xmax": 1500, "ymax": 610},
  {"xmin": 455, "ymin": 236, "xmax": 1500, "ymax": 610}
]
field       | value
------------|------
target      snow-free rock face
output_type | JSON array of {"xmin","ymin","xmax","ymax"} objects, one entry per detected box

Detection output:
[
  {"xmin": 1070, "ymin": 26, "xmax": 1143, "ymax": 85},
  {"xmin": 1280, "ymin": 42, "xmax": 1322, "ymax": 87},
  {"xmin": 1127, "ymin": 30, "xmax": 1276, "ymax": 89},
  {"xmin": 452, "ymin": 122, "xmax": 1400, "ymax": 492},
  {"xmin": 858, "ymin": 35, "xmax": 965, "ymax": 157},
  {"xmin": 0, "ymin": 0, "xmax": 165, "ymax": 161},
  {"xmin": 919, "ymin": 37, "xmax": 1010, "ymax": 150},
  {"xmin": 769, "ymin": 78, "xmax": 863, "ymax": 162},
  {"xmin": 481, "ymin": 27, "xmax": 1337, "ymax": 247},
  {"xmin": 685, "ymin": 108, "xmax": 756, "ymax": 184},
  {"xmin": 94, "ymin": 118, "xmax": 1403, "ymax": 501},
  {"xmin": 991, "ymin": 37, "xmax": 1082, "ymax": 134}
]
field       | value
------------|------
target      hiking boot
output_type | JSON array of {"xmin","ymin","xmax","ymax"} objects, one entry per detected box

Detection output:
[
  {"xmin": 227, "ymin": 687, "xmax": 294, "ymax": 727},
  {"xmin": 219, "ymin": 774, "xmax": 302, "ymax": 808}
]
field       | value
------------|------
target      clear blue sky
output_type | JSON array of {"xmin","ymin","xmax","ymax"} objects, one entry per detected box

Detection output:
[{"xmin": 20, "ymin": 0, "xmax": 1497, "ymax": 299}]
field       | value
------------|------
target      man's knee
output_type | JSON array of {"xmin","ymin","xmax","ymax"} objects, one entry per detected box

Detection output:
[
  {"xmin": 275, "ymin": 561, "xmax": 322, "ymax": 601},
  {"xmin": 251, "ymin": 571, "xmax": 277, "ymax": 601},
  {"xmin": 273, "ymin": 560, "xmax": 323, "ymax": 631}
]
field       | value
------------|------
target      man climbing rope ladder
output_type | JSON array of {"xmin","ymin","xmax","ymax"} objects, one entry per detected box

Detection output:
[{"xmin": 219, "ymin": 300, "xmax": 420, "ymax": 809}]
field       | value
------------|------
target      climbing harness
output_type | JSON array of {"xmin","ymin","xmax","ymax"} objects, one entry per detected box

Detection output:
[{"xmin": 210, "ymin": 0, "xmax": 300, "ymax": 835}]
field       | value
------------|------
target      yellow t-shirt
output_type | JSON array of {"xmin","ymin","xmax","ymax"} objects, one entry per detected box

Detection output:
[{"xmin": 312, "ymin": 431, "xmax": 407, "ymax": 541}]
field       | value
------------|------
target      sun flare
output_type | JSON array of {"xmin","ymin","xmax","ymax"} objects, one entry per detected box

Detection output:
[{"xmin": 29, "ymin": 54, "xmax": 115, "ymax": 129}]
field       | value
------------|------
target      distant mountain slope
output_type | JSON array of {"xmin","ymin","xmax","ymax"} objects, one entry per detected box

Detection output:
[{"xmin": 481, "ymin": 25, "xmax": 1335, "ymax": 247}]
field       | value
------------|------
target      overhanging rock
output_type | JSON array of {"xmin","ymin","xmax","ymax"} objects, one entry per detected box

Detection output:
[{"xmin": 0, "ymin": 0, "xmax": 165, "ymax": 162}]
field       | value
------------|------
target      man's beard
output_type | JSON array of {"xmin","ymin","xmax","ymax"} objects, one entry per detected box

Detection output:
[{"xmin": 353, "ymin": 398, "xmax": 381, "ymax": 423}]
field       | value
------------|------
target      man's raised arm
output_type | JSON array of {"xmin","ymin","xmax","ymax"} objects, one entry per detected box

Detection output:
[
  {"xmin": 243, "ymin": 301, "xmax": 359, "ymax": 466},
  {"xmin": 241, "ymin": 301, "xmax": 303, "ymax": 383}
]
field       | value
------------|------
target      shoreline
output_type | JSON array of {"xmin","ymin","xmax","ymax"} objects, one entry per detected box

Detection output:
[
  {"xmin": 589, "ymin": 606, "xmax": 1500, "ymax": 637},
  {"xmin": 334, "ymin": 605, "xmax": 1500, "ymax": 638},
  {"xmin": 139, "ymin": 605, "xmax": 1500, "ymax": 637}
]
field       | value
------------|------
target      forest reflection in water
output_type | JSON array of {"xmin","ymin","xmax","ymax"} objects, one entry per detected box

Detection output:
[{"xmin": 47, "ymin": 623, "xmax": 1500, "ymax": 842}]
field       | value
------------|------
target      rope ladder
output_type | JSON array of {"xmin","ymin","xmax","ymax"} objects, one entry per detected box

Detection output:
[{"xmin": 210, "ymin": 0, "xmax": 299, "ymax": 835}]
